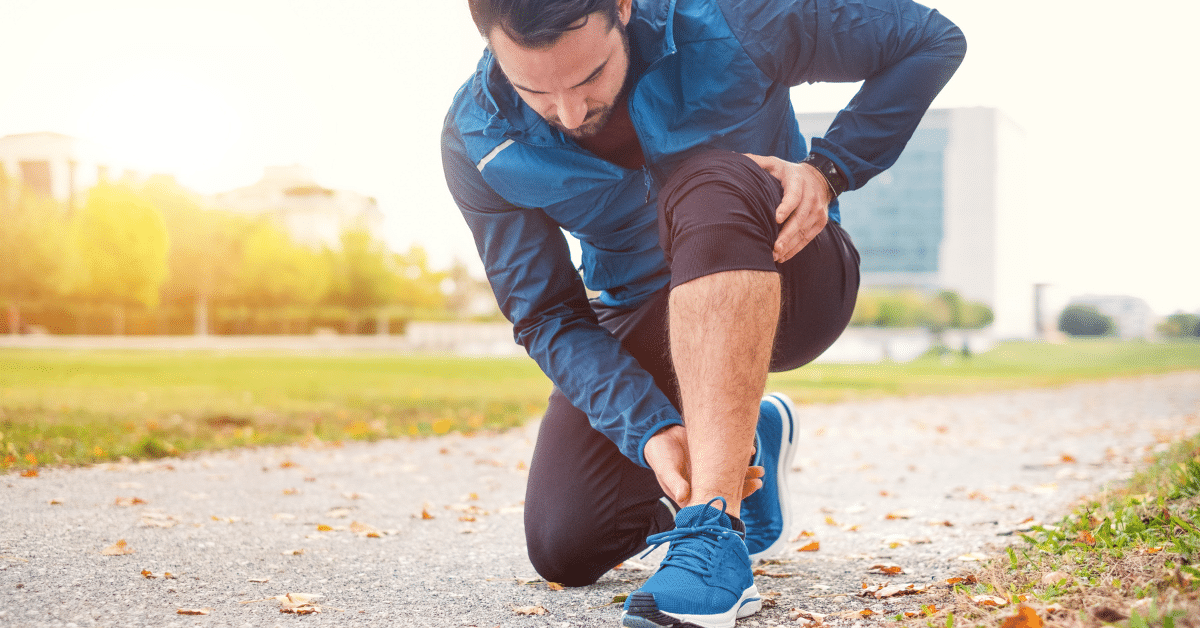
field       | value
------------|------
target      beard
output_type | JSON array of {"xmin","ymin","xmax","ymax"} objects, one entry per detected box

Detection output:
[{"xmin": 546, "ymin": 22, "xmax": 632, "ymax": 140}]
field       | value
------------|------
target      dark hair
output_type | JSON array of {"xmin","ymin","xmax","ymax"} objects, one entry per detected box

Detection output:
[{"xmin": 468, "ymin": 0, "xmax": 620, "ymax": 48}]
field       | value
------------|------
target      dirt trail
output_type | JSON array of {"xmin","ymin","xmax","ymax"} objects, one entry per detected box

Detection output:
[{"xmin": 2, "ymin": 372, "xmax": 1198, "ymax": 627}]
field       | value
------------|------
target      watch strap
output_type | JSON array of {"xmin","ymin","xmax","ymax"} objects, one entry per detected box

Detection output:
[{"xmin": 801, "ymin": 153, "xmax": 849, "ymax": 198}]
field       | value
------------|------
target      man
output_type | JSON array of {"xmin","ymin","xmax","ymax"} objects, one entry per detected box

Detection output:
[{"xmin": 441, "ymin": 0, "xmax": 965, "ymax": 626}]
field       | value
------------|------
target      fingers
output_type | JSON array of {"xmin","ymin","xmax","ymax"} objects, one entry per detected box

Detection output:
[{"xmin": 773, "ymin": 204, "xmax": 827, "ymax": 262}]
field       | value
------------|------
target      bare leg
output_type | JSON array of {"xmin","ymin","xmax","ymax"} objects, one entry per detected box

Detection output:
[{"xmin": 669, "ymin": 268, "xmax": 780, "ymax": 518}]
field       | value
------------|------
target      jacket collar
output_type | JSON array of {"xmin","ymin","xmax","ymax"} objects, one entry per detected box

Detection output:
[{"xmin": 475, "ymin": 0, "xmax": 678, "ymax": 145}]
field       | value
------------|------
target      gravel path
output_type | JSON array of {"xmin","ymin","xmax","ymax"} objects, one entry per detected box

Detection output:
[{"xmin": 2, "ymin": 372, "xmax": 1198, "ymax": 628}]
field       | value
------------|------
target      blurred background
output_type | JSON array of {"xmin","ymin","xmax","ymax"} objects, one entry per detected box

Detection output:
[{"xmin": 1, "ymin": 0, "xmax": 1197, "ymax": 353}]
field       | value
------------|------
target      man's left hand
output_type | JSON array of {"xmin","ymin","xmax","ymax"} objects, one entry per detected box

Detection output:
[{"xmin": 743, "ymin": 154, "xmax": 831, "ymax": 263}]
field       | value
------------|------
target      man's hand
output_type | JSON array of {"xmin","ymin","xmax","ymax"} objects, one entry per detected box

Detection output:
[
  {"xmin": 743, "ymin": 154, "xmax": 831, "ymax": 264},
  {"xmin": 644, "ymin": 424, "xmax": 765, "ymax": 507}
]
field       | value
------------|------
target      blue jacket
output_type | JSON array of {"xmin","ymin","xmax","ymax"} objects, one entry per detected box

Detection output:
[{"xmin": 441, "ymin": 0, "xmax": 965, "ymax": 466}]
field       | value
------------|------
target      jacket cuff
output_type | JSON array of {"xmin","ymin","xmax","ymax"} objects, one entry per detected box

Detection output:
[
  {"xmin": 636, "ymin": 416, "xmax": 685, "ymax": 468},
  {"xmin": 808, "ymin": 145, "xmax": 858, "ymax": 192}
]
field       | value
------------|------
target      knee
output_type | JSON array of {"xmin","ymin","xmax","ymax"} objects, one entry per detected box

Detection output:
[{"xmin": 525, "ymin": 511, "xmax": 612, "ymax": 587}]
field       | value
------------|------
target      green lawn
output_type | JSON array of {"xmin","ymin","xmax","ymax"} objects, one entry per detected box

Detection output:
[{"xmin": 2, "ymin": 339, "xmax": 1198, "ymax": 468}]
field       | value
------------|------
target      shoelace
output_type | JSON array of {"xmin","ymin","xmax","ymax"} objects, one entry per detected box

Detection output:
[{"xmin": 639, "ymin": 497, "xmax": 738, "ymax": 578}]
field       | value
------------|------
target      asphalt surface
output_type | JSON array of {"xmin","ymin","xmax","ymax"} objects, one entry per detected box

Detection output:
[{"xmin": 2, "ymin": 371, "xmax": 1198, "ymax": 628}]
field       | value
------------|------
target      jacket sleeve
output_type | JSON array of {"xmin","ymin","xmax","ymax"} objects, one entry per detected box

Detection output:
[
  {"xmin": 722, "ymin": 0, "xmax": 967, "ymax": 190},
  {"xmin": 441, "ymin": 127, "xmax": 683, "ymax": 467}
]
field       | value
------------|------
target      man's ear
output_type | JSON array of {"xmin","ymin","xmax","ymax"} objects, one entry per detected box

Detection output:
[{"xmin": 617, "ymin": 0, "xmax": 633, "ymax": 26}]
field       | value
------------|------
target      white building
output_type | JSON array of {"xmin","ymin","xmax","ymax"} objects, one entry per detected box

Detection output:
[
  {"xmin": 0, "ymin": 132, "xmax": 115, "ymax": 208},
  {"xmin": 1068, "ymin": 294, "xmax": 1157, "ymax": 339},
  {"xmin": 796, "ymin": 107, "xmax": 1033, "ymax": 338},
  {"xmin": 209, "ymin": 165, "xmax": 383, "ymax": 249}
]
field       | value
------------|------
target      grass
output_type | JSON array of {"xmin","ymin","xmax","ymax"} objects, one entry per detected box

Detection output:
[
  {"xmin": 904, "ymin": 433, "xmax": 1200, "ymax": 628},
  {"xmin": 1, "ymin": 338, "xmax": 1199, "ymax": 469}
]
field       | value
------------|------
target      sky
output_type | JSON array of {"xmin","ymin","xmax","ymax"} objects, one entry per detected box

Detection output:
[{"xmin": 1, "ymin": 0, "xmax": 1197, "ymax": 315}]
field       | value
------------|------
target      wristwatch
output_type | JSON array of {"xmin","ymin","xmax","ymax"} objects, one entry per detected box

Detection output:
[{"xmin": 801, "ymin": 153, "xmax": 849, "ymax": 199}]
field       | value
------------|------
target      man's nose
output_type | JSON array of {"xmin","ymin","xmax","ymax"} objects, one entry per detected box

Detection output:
[{"xmin": 555, "ymin": 93, "xmax": 588, "ymax": 130}]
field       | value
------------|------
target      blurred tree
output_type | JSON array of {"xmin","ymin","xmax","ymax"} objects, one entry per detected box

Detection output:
[
  {"xmin": 391, "ymin": 245, "xmax": 448, "ymax": 312},
  {"xmin": 851, "ymin": 288, "xmax": 993, "ymax": 330},
  {"xmin": 1058, "ymin": 304, "xmax": 1115, "ymax": 337},
  {"xmin": 69, "ymin": 182, "xmax": 170, "ymax": 333},
  {"xmin": 229, "ymin": 220, "xmax": 330, "ymax": 315},
  {"xmin": 0, "ymin": 167, "xmax": 72, "ymax": 333},
  {"xmin": 142, "ymin": 175, "xmax": 245, "ymax": 335},
  {"xmin": 444, "ymin": 258, "xmax": 501, "ymax": 319},
  {"xmin": 325, "ymin": 227, "xmax": 397, "ymax": 333},
  {"xmin": 1157, "ymin": 312, "xmax": 1200, "ymax": 339}
]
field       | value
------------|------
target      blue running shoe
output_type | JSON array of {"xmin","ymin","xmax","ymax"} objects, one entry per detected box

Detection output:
[
  {"xmin": 741, "ymin": 393, "xmax": 798, "ymax": 561},
  {"xmin": 620, "ymin": 498, "xmax": 760, "ymax": 628}
]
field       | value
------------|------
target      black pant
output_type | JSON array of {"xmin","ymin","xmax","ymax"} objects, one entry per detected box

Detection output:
[{"xmin": 524, "ymin": 151, "xmax": 860, "ymax": 586}]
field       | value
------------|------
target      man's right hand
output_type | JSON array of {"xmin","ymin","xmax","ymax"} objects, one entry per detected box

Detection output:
[{"xmin": 644, "ymin": 424, "xmax": 764, "ymax": 508}]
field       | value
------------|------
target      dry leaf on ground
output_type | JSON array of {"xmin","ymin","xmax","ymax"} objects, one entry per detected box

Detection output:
[
  {"xmin": 114, "ymin": 497, "xmax": 147, "ymax": 507},
  {"xmin": 547, "ymin": 582, "xmax": 564, "ymax": 591},
  {"xmin": 971, "ymin": 594, "xmax": 1009, "ymax": 607},
  {"xmin": 753, "ymin": 568, "xmax": 795, "ymax": 578},
  {"xmin": 868, "ymin": 564, "xmax": 904, "ymax": 575},
  {"xmin": 275, "ymin": 592, "xmax": 322, "ymax": 614},
  {"xmin": 176, "ymin": 608, "xmax": 210, "ymax": 615},
  {"xmin": 514, "ymin": 605, "xmax": 548, "ymax": 615},
  {"xmin": 796, "ymin": 541, "xmax": 820, "ymax": 552},
  {"xmin": 349, "ymin": 521, "xmax": 381, "ymax": 538},
  {"xmin": 957, "ymin": 552, "xmax": 989, "ymax": 561},
  {"xmin": 869, "ymin": 583, "xmax": 928, "ymax": 599},
  {"xmin": 885, "ymin": 509, "xmax": 915, "ymax": 520},
  {"xmin": 789, "ymin": 530, "xmax": 815, "ymax": 542},
  {"xmin": 101, "ymin": 540, "xmax": 134, "ymax": 556},
  {"xmin": 1001, "ymin": 605, "xmax": 1043, "ymax": 628}
]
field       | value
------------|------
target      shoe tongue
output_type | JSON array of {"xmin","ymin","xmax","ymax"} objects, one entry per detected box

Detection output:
[{"xmin": 675, "ymin": 503, "xmax": 732, "ymax": 529}]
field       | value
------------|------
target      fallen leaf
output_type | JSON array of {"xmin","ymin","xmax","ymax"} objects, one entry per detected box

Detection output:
[
  {"xmin": 957, "ymin": 552, "xmax": 989, "ymax": 562},
  {"xmin": 114, "ymin": 496, "xmax": 147, "ymax": 507},
  {"xmin": 1145, "ymin": 546, "xmax": 1163, "ymax": 554},
  {"xmin": 281, "ymin": 549, "xmax": 305, "ymax": 555},
  {"xmin": 860, "ymin": 609, "xmax": 876, "ymax": 617},
  {"xmin": 886, "ymin": 509, "xmax": 915, "ymax": 520},
  {"xmin": 280, "ymin": 460, "xmax": 298, "ymax": 468},
  {"xmin": 316, "ymin": 524, "xmax": 333, "ymax": 532},
  {"xmin": 797, "ymin": 541, "xmax": 820, "ymax": 552},
  {"xmin": 547, "ymin": 582, "xmax": 564, "ymax": 591},
  {"xmin": 824, "ymin": 516, "xmax": 839, "ymax": 526},
  {"xmin": 1060, "ymin": 454, "xmax": 1076, "ymax": 464},
  {"xmin": 872, "ymin": 583, "xmax": 928, "ymax": 598},
  {"xmin": 1000, "ymin": 605, "xmax": 1043, "ymax": 628},
  {"xmin": 459, "ymin": 515, "xmax": 476, "ymax": 522},
  {"xmin": 48, "ymin": 499, "xmax": 63, "ymax": 505},
  {"xmin": 789, "ymin": 530, "xmax": 815, "ymax": 542},
  {"xmin": 868, "ymin": 564, "xmax": 904, "ymax": 576},
  {"xmin": 753, "ymin": 568, "xmax": 795, "ymax": 578},
  {"xmin": 176, "ymin": 609, "xmax": 210, "ymax": 615},
  {"xmin": 282, "ymin": 488, "xmax": 299, "ymax": 495},
  {"xmin": 20, "ymin": 469, "xmax": 38, "ymax": 478},
  {"xmin": 971, "ymin": 594, "xmax": 1008, "ymax": 607},
  {"xmin": 788, "ymin": 608, "xmax": 826, "ymax": 625},
  {"xmin": 1093, "ymin": 607, "xmax": 1128, "ymax": 623},
  {"xmin": 415, "ymin": 508, "xmax": 435, "ymax": 520},
  {"xmin": 141, "ymin": 569, "xmax": 155, "ymax": 579},
  {"xmin": 922, "ymin": 605, "xmax": 940, "ymax": 615},
  {"xmin": 248, "ymin": 577, "xmax": 270, "ymax": 583},
  {"xmin": 101, "ymin": 540, "xmax": 134, "ymax": 556},
  {"xmin": 946, "ymin": 575, "xmax": 978, "ymax": 586},
  {"xmin": 1076, "ymin": 530, "xmax": 1096, "ymax": 545},
  {"xmin": 140, "ymin": 513, "xmax": 182, "ymax": 529},
  {"xmin": 349, "ymin": 521, "xmax": 381, "ymax": 537},
  {"xmin": 513, "ymin": 605, "xmax": 547, "ymax": 616},
  {"xmin": 1040, "ymin": 571, "xmax": 1071, "ymax": 586}
]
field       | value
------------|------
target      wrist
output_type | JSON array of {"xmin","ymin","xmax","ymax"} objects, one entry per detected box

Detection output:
[{"xmin": 801, "ymin": 153, "xmax": 848, "ymax": 199}]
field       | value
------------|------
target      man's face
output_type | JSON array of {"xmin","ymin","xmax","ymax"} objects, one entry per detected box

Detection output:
[{"xmin": 488, "ymin": 2, "xmax": 632, "ymax": 139}]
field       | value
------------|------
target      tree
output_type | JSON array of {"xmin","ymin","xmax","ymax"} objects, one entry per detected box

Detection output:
[
  {"xmin": 390, "ymin": 245, "xmax": 448, "ymax": 312},
  {"xmin": 0, "ymin": 167, "xmax": 72, "ymax": 333},
  {"xmin": 1058, "ymin": 304, "xmax": 1115, "ymax": 337},
  {"xmin": 326, "ymin": 227, "xmax": 398, "ymax": 331},
  {"xmin": 228, "ymin": 220, "xmax": 330, "ymax": 313},
  {"xmin": 1157, "ymin": 312, "xmax": 1200, "ymax": 339},
  {"xmin": 143, "ymin": 175, "xmax": 245, "ymax": 334},
  {"xmin": 69, "ymin": 182, "xmax": 170, "ymax": 333}
]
